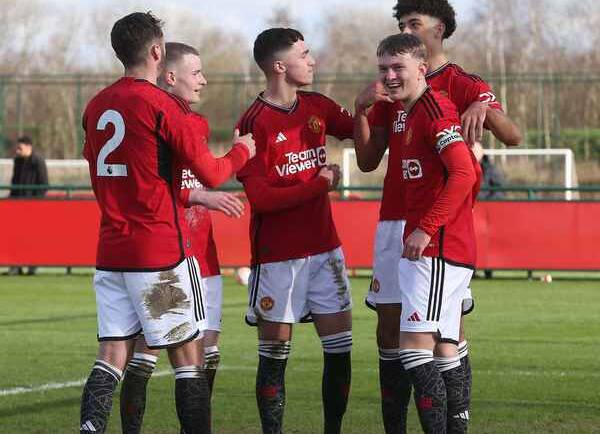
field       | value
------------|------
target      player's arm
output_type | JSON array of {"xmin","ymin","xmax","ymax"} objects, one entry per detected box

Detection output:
[
  {"xmin": 242, "ymin": 165, "xmax": 338, "ymax": 214},
  {"xmin": 188, "ymin": 190, "xmax": 245, "ymax": 218},
  {"xmin": 354, "ymin": 81, "xmax": 392, "ymax": 172},
  {"xmin": 461, "ymin": 83, "xmax": 522, "ymax": 147},
  {"xmin": 403, "ymin": 128, "xmax": 476, "ymax": 261}
]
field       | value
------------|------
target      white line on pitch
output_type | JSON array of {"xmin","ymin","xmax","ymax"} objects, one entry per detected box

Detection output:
[{"xmin": 1, "ymin": 366, "xmax": 598, "ymax": 398}]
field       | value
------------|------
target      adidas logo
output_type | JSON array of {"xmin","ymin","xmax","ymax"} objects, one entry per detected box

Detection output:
[
  {"xmin": 275, "ymin": 132, "xmax": 287, "ymax": 143},
  {"xmin": 80, "ymin": 420, "xmax": 97, "ymax": 431},
  {"xmin": 453, "ymin": 411, "xmax": 470, "ymax": 420},
  {"xmin": 407, "ymin": 311, "xmax": 421, "ymax": 322}
]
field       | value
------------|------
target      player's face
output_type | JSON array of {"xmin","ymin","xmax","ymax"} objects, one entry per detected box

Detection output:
[
  {"xmin": 15, "ymin": 143, "xmax": 32, "ymax": 158},
  {"xmin": 280, "ymin": 40, "xmax": 315, "ymax": 87},
  {"xmin": 397, "ymin": 13, "xmax": 443, "ymax": 52},
  {"xmin": 378, "ymin": 53, "xmax": 426, "ymax": 102},
  {"xmin": 170, "ymin": 54, "xmax": 207, "ymax": 104}
]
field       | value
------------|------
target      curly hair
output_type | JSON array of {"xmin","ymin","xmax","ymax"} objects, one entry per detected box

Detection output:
[{"xmin": 393, "ymin": 0, "xmax": 457, "ymax": 39}]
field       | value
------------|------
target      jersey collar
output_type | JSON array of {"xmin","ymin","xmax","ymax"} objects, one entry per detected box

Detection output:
[
  {"xmin": 258, "ymin": 92, "xmax": 299, "ymax": 114},
  {"xmin": 426, "ymin": 61, "xmax": 451, "ymax": 80}
]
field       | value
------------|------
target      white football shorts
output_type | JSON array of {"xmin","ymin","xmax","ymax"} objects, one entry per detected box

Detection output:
[
  {"xmin": 245, "ymin": 247, "xmax": 352, "ymax": 325},
  {"xmin": 365, "ymin": 220, "xmax": 406, "ymax": 310},
  {"xmin": 399, "ymin": 256, "xmax": 473, "ymax": 343},
  {"xmin": 94, "ymin": 257, "xmax": 207, "ymax": 348},
  {"xmin": 202, "ymin": 274, "xmax": 223, "ymax": 332}
]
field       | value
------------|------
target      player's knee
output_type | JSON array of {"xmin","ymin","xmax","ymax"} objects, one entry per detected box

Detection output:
[
  {"xmin": 258, "ymin": 340, "xmax": 291, "ymax": 360},
  {"xmin": 126, "ymin": 352, "xmax": 158, "ymax": 378},
  {"xmin": 377, "ymin": 323, "xmax": 400, "ymax": 348},
  {"xmin": 320, "ymin": 331, "xmax": 352, "ymax": 354}
]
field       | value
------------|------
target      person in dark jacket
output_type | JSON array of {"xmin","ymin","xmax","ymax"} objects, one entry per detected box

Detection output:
[
  {"xmin": 5, "ymin": 135, "xmax": 48, "ymax": 275},
  {"xmin": 9, "ymin": 135, "xmax": 48, "ymax": 198}
]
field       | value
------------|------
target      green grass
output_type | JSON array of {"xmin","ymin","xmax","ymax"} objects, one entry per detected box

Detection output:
[{"xmin": 1, "ymin": 273, "xmax": 599, "ymax": 433}]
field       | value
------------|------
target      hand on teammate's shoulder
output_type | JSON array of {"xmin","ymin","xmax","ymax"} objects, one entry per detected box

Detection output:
[{"xmin": 233, "ymin": 128, "xmax": 256, "ymax": 159}]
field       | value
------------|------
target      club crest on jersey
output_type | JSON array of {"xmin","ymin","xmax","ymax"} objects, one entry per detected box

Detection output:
[
  {"xmin": 308, "ymin": 115, "xmax": 323, "ymax": 134},
  {"xmin": 260, "ymin": 296, "xmax": 274, "ymax": 311},
  {"xmin": 435, "ymin": 126, "xmax": 463, "ymax": 153},
  {"xmin": 275, "ymin": 145, "xmax": 327, "ymax": 177},
  {"xmin": 402, "ymin": 159, "xmax": 423, "ymax": 180},
  {"xmin": 393, "ymin": 110, "xmax": 408, "ymax": 133}
]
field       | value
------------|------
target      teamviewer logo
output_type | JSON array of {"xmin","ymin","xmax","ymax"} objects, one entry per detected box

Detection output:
[{"xmin": 402, "ymin": 159, "xmax": 422, "ymax": 180}]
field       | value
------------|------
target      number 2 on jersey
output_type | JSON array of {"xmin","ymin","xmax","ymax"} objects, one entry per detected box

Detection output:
[{"xmin": 97, "ymin": 110, "xmax": 127, "ymax": 177}]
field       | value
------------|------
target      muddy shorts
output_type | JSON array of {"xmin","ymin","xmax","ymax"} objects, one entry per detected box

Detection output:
[
  {"xmin": 93, "ymin": 256, "xmax": 206, "ymax": 349},
  {"xmin": 245, "ymin": 247, "xmax": 352, "ymax": 325}
]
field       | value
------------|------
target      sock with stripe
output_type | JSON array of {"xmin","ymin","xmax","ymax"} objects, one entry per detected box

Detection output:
[
  {"xmin": 321, "ymin": 331, "xmax": 352, "ymax": 434},
  {"xmin": 204, "ymin": 346, "xmax": 220, "ymax": 397},
  {"xmin": 379, "ymin": 348, "xmax": 411, "ymax": 434},
  {"xmin": 256, "ymin": 340, "xmax": 291, "ymax": 434},
  {"xmin": 399, "ymin": 349, "xmax": 446, "ymax": 434},
  {"xmin": 80, "ymin": 360, "xmax": 123, "ymax": 434},
  {"xmin": 120, "ymin": 352, "xmax": 158, "ymax": 434},
  {"xmin": 174, "ymin": 365, "xmax": 211, "ymax": 434},
  {"xmin": 458, "ymin": 341, "xmax": 472, "ymax": 413},
  {"xmin": 436, "ymin": 356, "xmax": 468, "ymax": 433}
]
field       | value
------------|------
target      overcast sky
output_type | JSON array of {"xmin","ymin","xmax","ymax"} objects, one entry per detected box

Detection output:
[{"xmin": 59, "ymin": 0, "xmax": 474, "ymax": 46}]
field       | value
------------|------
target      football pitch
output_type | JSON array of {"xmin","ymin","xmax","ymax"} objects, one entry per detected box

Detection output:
[{"xmin": 1, "ymin": 273, "xmax": 599, "ymax": 434}]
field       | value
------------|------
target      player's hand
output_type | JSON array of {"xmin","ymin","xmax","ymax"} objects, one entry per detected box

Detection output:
[
  {"xmin": 355, "ymin": 80, "xmax": 393, "ymax": 114},
  {"xmin": 461, "ymin": 101, "xmax": 488, "ymax": 146},
  {"xmin": 233, "ymin": 128, "xmax": 256, "ymax": 159},
  {"xmin": 402, "ymin": 228, "xmax": 432, "ymax": 261},
  {"xmin": 318, "ymin": 165, "xmax": 339, "ymax": 191},
  {"xmin": 188, "ymin": 190, "xmax": 245, "ymax": 218}
]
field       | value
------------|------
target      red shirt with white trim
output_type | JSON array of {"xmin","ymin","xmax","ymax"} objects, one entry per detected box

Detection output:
[
  {"xmin": 236, "ymin": 91, "xmax": 354, "ymax": 264},
  {"xmin": 83, "ymin": 77, "xmax": 247, "ymax": 270},
  {"xmin": 397, "ymin": 88, "xmax": 477, "ymax": 267}
]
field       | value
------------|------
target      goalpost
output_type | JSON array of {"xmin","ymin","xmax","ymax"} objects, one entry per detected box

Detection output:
[{"xmin": 342, "ymin": 148, "xmax": 577, "ymax": 200}]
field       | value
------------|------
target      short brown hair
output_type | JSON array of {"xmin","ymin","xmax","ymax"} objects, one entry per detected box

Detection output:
[
  {"xmin": 377, "ymin": 33, "xmax": 427, "ymax": 61},
  {"xmin": 253, "ymin": 28, "xmax": 304, "ymax": 72},
  {"xmin": 17, "ymin": 135, "xmax": 33, "ymax": 145},
  {"xmin": 165, "ymin": 42, "xmax": 200, "ymax": 67},
  {"xmin": 111, "ymin": 12, "xmax": 164, "ymax": 68}
]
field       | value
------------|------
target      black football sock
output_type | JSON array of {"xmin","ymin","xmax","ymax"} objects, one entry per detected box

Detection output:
[
  {"xmin": 321, "ymin": 332, "xmax": 352, "ymax": 434},
  {"xmin": 203, "ymin": 345, "xmax": 220, "ymax": 397},
  {"xmin": 436, "ymin": 356, "xmax": 468, "ymax": 433},
  {"xmin": 174, "ymin": 365, "xmax": 211, "ymax": 434},
  {"xmin": 256, "ymin": 340, "xmax": 291, "ymax": 434},
  {"xmin": 379, "ymin": 348, "xmax": 411, "ymax": 434},
  {"xmin": 458, "ymin": 341, "xmax": 472, "ymax": 413},
  {"xmin": 399, "ymin": 349, "xmax": 447, "ymax": 434},
  {"xmin": 80, "ymin": 360, "xmax": 122, "ymax": 434},
  {"xmin": 120, "ymin": 352, "xmax": 158, "ymax": 434}
]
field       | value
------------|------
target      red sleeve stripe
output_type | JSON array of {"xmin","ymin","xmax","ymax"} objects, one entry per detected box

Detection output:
[{"xmin": 239, "ymin": 99, "xmax": 264, "ymax": 135}]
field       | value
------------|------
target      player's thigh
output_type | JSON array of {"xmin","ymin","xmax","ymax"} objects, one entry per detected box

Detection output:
[
  {"xmin": 312, "ymin": 311, "xmax": 352, "ymax": 337},
  {"xmin": 258, "ymin": 319, "xmax": 293, "ymax": 341},
  {"xmin": 367, "ymin": 220, "xmax": 406, "ymax": 307},
  {"xmin": 167, "ymin": 338, "xmax": 203, "ymax": 367},
  {"xmin": 123, "ymin": 257, "xmax": 204, "ymax": 349},
  {"xmin": 247, "ymin": 258, "xmax": 311, "ymax": 324},
  {"xmin": 204, "ymin": 330, "xmax": 220, "ymax": 348},
  {"xmin": 306, "ymin": 247, "xmax": 352, "ymax": 316},
  {"xmin": 202, "ymin": 275, "xmax": 223, "ymax": 333},
  {"xmin": 94, "ymin": 270, "xmax": 142, "ymax": 342}
]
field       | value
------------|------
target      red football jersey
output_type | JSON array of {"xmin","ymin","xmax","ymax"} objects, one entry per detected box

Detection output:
[
  {"xmin": 236, "ymin": 91, "xmax": 354, "ymax": 264},
  {"xmin": 368, "ymin": 100, "xmax": 408, "ymax": 221},
  {"xmin": 397, "ymin": 88, "xmax": 477, "ymax": 267},
  {"xmin": 83, "ymin": 77, "xmax": 247, "ymax": 270},
  {"xmin": 426, "ymin": 63, "xmax": 503, "ymax": 204}
]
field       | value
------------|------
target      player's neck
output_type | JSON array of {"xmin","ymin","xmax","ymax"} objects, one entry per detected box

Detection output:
[
  {"xmin": 123, "ymin": 64, "xmax": 159, "ymax": 85},
  {"xmin": 401, "ymin": 81, "xmax": 428, "ymax": 111},
  {"xmin": 427, "ymin": 50, "xmax": 449, "ymax": 74},
  {"xmin": 263, "ymin": 80, "xmax": 299, "ymax": 109}
]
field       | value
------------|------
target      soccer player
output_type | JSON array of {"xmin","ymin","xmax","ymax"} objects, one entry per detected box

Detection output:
[
  {"xmin": 355, "ymin": 34, "xmax": 476, "ymax": 433},
  {"xmin": 80, "ymin": 13, "xmax": 253, "ymax": 434},
  {"xmin": 392, "ymin": 0, "xmax": 522, "ymax": 426},
  {"xmin": 237, "ymin": 28, "xmax": 354, "ymax": 434},
  {"xmin": 118, "ymin": 42, "xmax": 249, "ymax": 433}
]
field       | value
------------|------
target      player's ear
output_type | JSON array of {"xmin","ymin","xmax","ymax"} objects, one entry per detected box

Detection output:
[
  {"xmin": 273, "ymin": 60, "xmax": 286, "ymax": 75},
  {"xmin": 165, "ymin": 70, "xmax": 176, "ymax": 86},
  {"xmin": 435, "ymin": 21, "xmax": 445, "ymax": 40},
  {"xmin": 150, "ymin": 43, "xmax": 162, "ymax": 62}
]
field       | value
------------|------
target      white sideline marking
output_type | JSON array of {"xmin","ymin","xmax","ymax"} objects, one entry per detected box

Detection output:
[{"xmin": 1, "ymin": 366, "xmax": 598, "ymax": 397}]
